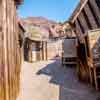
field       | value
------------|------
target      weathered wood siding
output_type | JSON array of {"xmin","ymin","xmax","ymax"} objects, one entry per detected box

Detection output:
[
  {"xmin": 0, "ymin": 0, "xmax": 22, "ymax": 100},
  {"xmin": 73, "ymin": 0, "xmax": 100, "ymax": 35},
  {"xmin": 70, "ymin": 0, "xmax": 100, "ymax": 81},
  {"xmin": 47, "ymin": 40, "xmax": 63, "ymax": 60}
]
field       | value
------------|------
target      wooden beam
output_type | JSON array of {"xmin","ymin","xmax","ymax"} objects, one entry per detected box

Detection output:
[{"xmin": 70, "ymin": 0, "xmax": 88, "ymax": 23}]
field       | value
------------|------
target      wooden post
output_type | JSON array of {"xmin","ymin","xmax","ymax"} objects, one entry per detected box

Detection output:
[{"xmin": 0, "ymin": 0, "xmax": 22, "ymax": 100}]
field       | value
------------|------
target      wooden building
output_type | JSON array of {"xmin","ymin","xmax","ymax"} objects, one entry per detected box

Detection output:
[
  {"xmin": 24, "ymin": 38, "xmax": 47, "ymax": 62},
  {"xmin": 0, "ymin": 0, "xmax": 23, "ymax": 100},
  {"xmin": 62, "ymin": 22, "xmax": 76, "ymax": 37},
  {"xmin": 46, "ymin": 39, "xmax": 63, "ymax": 60},
  {"xmin": 18, "ymin": 20, "xmax": 26, "ymax": 62},
  {"xmin": 69, "ymin": 0, "xmax": 100, "ymax": 33},
  {"xmin": 69, "ymin": 0, "xmax": 100, "ymax": 89}
]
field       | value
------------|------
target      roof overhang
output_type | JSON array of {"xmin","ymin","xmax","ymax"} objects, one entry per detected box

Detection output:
[
  {"xmin": 14, "ymin": 0, "xmax": 23, "ymax": 5},
  {"xmin": 69, "ymin": 0, "xmax": 88, "ymax": 24}
]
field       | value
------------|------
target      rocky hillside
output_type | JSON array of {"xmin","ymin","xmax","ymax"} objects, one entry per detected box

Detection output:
[
  {"xmin": 22, "ymin": 17, "xmax": 63, "ymax": 38},
  {"xmin": 23, "ymin": 16, "xmax": 57, "ymax": 27}
]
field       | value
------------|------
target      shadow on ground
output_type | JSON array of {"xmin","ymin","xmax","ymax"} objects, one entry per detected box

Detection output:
[{"xmin": 36, "ymin": 59, "xmax": 100, "ymax": 100}]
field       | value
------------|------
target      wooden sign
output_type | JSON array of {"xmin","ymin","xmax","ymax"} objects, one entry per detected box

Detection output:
[{"xmin": 88, "ymin": 29, "xmax": 100, "ymax": 49}]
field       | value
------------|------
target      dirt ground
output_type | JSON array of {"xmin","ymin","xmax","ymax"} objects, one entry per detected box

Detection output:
[{"xmin": 17, "ymin": 59, "xmax": 100, "ymax": 100}]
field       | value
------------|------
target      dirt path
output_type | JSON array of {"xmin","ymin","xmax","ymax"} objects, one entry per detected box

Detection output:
[{"xmin": 17, "ymin": 59, "xmax": 100, "ymax": 100}]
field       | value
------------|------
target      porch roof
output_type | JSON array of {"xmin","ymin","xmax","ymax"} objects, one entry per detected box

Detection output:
[{"xmin": 69, "ymin": 0, "xmax": 88, "ymax": 23}]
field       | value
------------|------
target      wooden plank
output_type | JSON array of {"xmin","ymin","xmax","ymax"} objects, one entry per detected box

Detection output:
[
  {"xmin": 88, "ymin": 29, "xmax": 100, "ymax": 90},
  {"xmin": 0, "ymin": 0, "xmax": 22, "ymax": 99},
  {"xmin": 0, "ymin": 0, "xmax": 5, "ymax": 100}
]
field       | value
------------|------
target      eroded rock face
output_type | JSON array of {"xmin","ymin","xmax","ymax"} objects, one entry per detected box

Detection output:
[
  {"xmin": 21, "ymin": 17, "xmax": 63, "ymax": 38},
  {"xmin": 23, "ymin": 17, "xmax": 57, "ymax": 27}
]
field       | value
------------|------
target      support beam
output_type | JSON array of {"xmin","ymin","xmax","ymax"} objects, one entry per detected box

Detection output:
[
  {"xmin": 78, "ymin": 12, "xmax": 89, "ymax": 33},
  {"xmin": 88, "ymin": 0, "xmax": 100, "ymax": 27},
  {"xmin": 75, "ymin": 19, "xmax": 83, "ymax": 38},
  {"xmin": 84, "ymin": 3, "xmax": 98, "ymax": 28}
]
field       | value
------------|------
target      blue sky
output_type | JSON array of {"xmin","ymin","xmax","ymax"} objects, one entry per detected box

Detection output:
[{"xmin": 18, "ymin": 0, "xmax": 80, "ymax": 22}]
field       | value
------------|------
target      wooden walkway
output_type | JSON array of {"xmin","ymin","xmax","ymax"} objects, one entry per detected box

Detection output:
[{"xmin": 17, "ymin": 60, "xmax": 100, "ymax": 100}]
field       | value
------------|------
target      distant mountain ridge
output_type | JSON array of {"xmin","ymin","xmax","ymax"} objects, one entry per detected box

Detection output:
[
  {"xmin": 23, "ymin": 16, "xmax": 57, "ymax": 27},
  {"xmin": 22, "ymin": 16, "xmax": 60, "ymax": 38}
]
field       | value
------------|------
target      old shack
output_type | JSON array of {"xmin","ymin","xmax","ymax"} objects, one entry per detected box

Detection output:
[
  {"xmin": 24, "ymin": 25, "xmax": 48, "ymax": 62},
  {"xmin": 69, "ymin": 0, "xmax": 100, "ymax": 89},
  {"xmin": 24, "ymin": 37, "xmax": 47, "ymax": 62},
  {"xmin": 0, "ymin": 0, "xmax": 23, "ymax": 100}
]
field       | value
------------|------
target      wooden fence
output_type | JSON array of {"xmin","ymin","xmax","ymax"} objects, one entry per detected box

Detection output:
[
  {"xmin": 0, "ymin": 0, "xmax": 22, "ymax": 100},
  {"xmin": 47, "ymin": 39, "xmax": 63, "ymax": 60}
]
